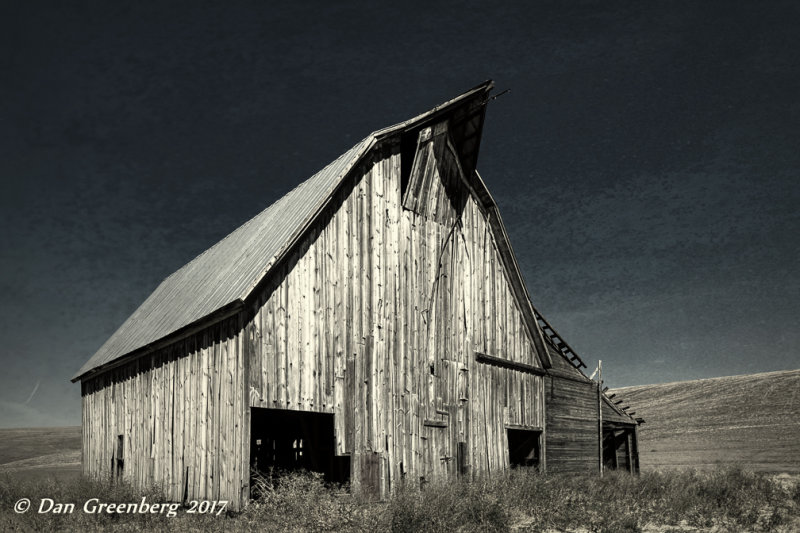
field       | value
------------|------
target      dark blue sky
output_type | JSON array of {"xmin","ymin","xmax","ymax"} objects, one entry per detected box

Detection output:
[{"xmin": 2, "ymin": 1, "xmax": 798, "ymax": 427}]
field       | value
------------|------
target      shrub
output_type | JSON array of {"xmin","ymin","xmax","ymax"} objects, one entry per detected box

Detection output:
[
  {"xmin": 386, "ymin": 477, "xmax": 510, "ymax": 533},
  {"xmin": 243, "ymin": 469, "xmax": 374, "ymax": 532}
]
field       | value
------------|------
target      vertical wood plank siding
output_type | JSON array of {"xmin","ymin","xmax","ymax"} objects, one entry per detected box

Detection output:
[
  {"xmin": 81, "ymin": 315, "xmax": 247, "ymax": 508},
  {"xmin": 81, "ymin": 126, "xmax": 546, "ymax": 504},
  {"xmin": 245, "ymin": 134, "xmax": 543, "ymax": 490}
]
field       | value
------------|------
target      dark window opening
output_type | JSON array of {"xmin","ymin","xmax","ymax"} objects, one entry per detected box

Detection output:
[
  {"xmin": 457, "ymin": 441, "xmax": 470, "ymax": 477},
  {"xmin": 113, "ymin": 434, "xmax": 124, "ymax": 479},
  {"xmin": 250, "ymin": 408, "xmax": 350, "ymax": 486},
  {"xmin": 507, "ymin": 428, "xmax": 541, "ymax": 469}
]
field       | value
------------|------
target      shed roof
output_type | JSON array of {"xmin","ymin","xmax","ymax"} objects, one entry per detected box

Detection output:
[
  {"xmin": 73, "ymin": 82, "xmax": 495, "ymax": 381},
  {"xmin": 538, "ymin": 313, "xmax": 642, "ymax": 425}
]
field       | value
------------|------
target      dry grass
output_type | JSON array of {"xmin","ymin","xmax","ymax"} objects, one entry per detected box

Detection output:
[
  {"xmin": 0, "ymin": 427, "xmax": 80, "ymax": 465},
  {"xmin": 1, "ymin": 467, "xmax": 798, "ymax": 532},
  {"xmin": 0, "ymin": 426, "xmax": 82, "ymax": 485}
]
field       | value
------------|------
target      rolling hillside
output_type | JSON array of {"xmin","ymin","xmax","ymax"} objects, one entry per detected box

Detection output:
[
  {"xmin": 0, "ymin": 426, "xmax": 81, "ymax": 482},
  {"xmin": 612, "ymin": 369, "xmax": 800, "ymax": 473}
]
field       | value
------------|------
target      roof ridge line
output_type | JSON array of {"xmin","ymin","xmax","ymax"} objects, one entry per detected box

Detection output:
[{"xmin": 73, "ymin": 81, "xmax": 496, "ymax": 382}]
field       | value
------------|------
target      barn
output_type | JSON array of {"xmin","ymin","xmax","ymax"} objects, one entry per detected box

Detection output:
[{"xmin": 72, "ymin": 81, "xmax": 640, "ymax": 510}]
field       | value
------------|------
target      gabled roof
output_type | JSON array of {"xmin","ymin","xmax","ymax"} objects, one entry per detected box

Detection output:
[{"xmin": 73, "ymin": 82, "xmax": 500, "ymax": 382}]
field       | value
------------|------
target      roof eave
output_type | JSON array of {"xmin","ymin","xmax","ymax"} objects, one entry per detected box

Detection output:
[
  {"xmin": 471, "ymin": 170, "xmax": 553, "ymax": 369},
  {"xmin": 72, "ymin": 299, "xmax": 245, "ymax": 383},
  {"xmin": 602, "ymin": 393, "xmax": 642, "ymax": 425}
]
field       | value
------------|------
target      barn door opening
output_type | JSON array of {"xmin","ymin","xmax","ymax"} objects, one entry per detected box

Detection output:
[
  {"xmin": 603, "ymin": 426, "xmax": 635, "ymax": 472},
  {"xmin": 507, "ymin": 428, "xmax": 541, "ymax": 469},
  {"xmin": 250, "ymin": 407, "xmax": 350, "ymax": 484},
  {"xmin": 112, "ymin": 434, "xmax": 124, "ymax": 480}
]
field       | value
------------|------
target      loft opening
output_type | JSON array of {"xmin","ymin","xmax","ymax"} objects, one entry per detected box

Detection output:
[
  {"xmin": 400, "ymin": 127, "xmax": 422, "ymax": 196},
  {"xmin": 250, "ymin": 408, "xmax": 350, "ymax": 485},
  {"xmin": 507, "ymin": 427, "xmax": 541, "ymax": 469},
  {"xmin": 399, "ymin": 121, "xmax": 469, "ymax": 222}
]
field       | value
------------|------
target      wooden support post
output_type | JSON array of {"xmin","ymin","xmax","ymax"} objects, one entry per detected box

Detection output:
[{"xmin": 597, "ymin": 360, "xmax": 603, "ymax": 477}]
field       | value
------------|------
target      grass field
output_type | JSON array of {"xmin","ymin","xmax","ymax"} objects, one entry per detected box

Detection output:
[
  {"xmin": 1, "ymin": 468, "xmax": 798, "ymax": 532},
  {"xmin": 612, "ymin": 369, "xmax": 800, "ymax": 473},
  {"xmin": 0, "ymin": 426, "xmax": 81, "ymax": 484},
  {"xmin": 0, "ymin": 426, "xmax": 81, "ymax": 465}
]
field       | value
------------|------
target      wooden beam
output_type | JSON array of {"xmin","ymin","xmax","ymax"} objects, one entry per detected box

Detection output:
[
  {"xmin": 423, "ymin": 419, "xmax": 447, "ymax": 428},
  {"xmin": 475, "ymin": 352, "xmax": 546, "ymax": 375},
  {"xmin": 505, "ymin": 424, "xmax": 543, "ymax": 431}
]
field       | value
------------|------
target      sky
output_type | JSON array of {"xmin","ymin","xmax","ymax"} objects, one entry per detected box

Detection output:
[{"xmin": 1, "ymin": 1, "xmax": 798, "ymax": 428}]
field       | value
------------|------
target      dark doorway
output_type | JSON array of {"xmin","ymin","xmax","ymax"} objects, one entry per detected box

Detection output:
[
  {"xmin": 112, "ymin": 434, "xmax": 124, "ymax": 480},
  {"xmin": 507, "ymin": 428, "xmax": 541, "ymax": 469},
  {"xmin": 603, "ymin": 426, "xmax": 635, "ymax": 472},
  {"xmin": 250, "ymin": 408, "xmax": 350, "ymax": 484}
]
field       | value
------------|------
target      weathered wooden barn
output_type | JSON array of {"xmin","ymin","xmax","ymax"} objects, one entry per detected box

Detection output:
[{"xmin": 73, "ymin": 81, "xmax": 640, "ymax": 510}]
